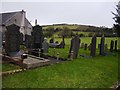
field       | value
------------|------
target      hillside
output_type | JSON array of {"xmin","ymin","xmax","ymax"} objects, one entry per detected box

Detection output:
[{"xmin": 42, "ymin": 24, "xmax": 99, "ymax": 31}]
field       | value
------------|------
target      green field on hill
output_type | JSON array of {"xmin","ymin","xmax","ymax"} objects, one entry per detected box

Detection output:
[{"xmin": 42, "ymin": 24, "xmax": 92, "ymax": 30}]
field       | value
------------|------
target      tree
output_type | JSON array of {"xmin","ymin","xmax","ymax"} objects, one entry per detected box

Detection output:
[{"xmin": 112, "ymin": 1, "xmax": 120, "ymax": 37}]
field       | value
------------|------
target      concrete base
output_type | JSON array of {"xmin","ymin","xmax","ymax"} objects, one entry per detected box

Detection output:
[{"xmin": 23, "ymin": 57, "xmax": 50, "ymax": 69}]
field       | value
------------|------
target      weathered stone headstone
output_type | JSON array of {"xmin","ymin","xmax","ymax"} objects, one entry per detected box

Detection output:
[
  {"xmin": 5, "ymin": 24, "xmax": 21, "ymax": 55},
  {"xmin": 90, "ymin": 34, "xmax": 97, "ymax": 57},
  {"xmin": 32, "ymin": 25, "xmax": 44, "ymax": 49},
  {"xmin": 110, "ymin": 40, "xmax": 114, "ymax": 52},
  {"xmin": 100, "ymin": 35, "xmax": 105, "ymax": 55},
  {"xmin": 49, "ymin": 38, "xmax": 54, "ymax": 43},
  {"xmin": 84, "ymin": 43, "xmax": 87, "ymax": 50},
  {"xmin": 68, "ymin": 35, "xmax": 80, "ymax": 59},
  {"xmin": 42, "ymin": 38, "xmax": 49, "ymax": 53},
  {"xmin": 114, "ymin": 40, "xmax": 117, "ymax": 51}
]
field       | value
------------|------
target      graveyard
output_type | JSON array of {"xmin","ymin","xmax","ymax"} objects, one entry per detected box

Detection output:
[
  {"xmin": 2, "ymin": 34, "xmax": 119, "ymax": 88},
  {"xmin": 0, "ymin": 9, "xmax": 119, "ymax": 89}
]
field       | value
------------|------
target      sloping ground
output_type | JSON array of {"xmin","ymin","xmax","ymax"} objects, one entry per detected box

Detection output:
[{"xmin": 2, "ymin": 52, "xmax": 118, "ymax": 88}]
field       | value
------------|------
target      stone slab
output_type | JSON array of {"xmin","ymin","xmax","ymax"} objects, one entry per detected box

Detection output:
[{"xmin": 23, "ymin": 56, "xmax": 50, "ymax": 69}]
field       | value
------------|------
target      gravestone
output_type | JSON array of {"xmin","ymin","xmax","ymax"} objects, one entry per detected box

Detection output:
[
  {"xmin": 42, "ymin": 38, "xmax": 49, "ymax": 53},
  {"xmin": 49, "ymin": 38, "xmax": 54, "ymax": 43},
  {"xmin": 68, "ymin": 35, "xmax": 80, "ymax": 59},
  {"xmin": 32, "ymin": 25, "xmax": 44, "ymax": 49},
  {"xmin": 100, "ymin": 35, "xmax": 105, "ymax": 55},
  {"xmin": 84, "ymin": 43, "xmax": 87, "ymax": 50},
  {"xmin": 110, "ymin": 40, "xmax": 114, "ymax": 52},
  {"xmin": 90, "ymin": 34, "xmax": 97, "ymax": 57},
  {"xmin": 59, "ymin": 36, "xmax": 65, "ymax": 48},
  {"xmin": 114, "ymin": 40, "xmax": 117, "ymax": 51},
  {"xmin": 5, "ymin": 24, "xmax": 21, "ymax": 55}
]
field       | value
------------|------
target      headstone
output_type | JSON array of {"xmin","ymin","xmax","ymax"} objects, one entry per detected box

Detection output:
[
  {"xmin": 114, "ymin": 40, "xmax": 117, "ymax": 51},
  {"xmin": 90, "ymin": 34, "xmax": 97, "ymax": 57},
  {"xmin": 110, "ymin": 40, "xmax": 114, "ymax": 52},
  {"xmin": 84, "ymin": 43, "xmax": 87, "ymax": 50},
  {"xmin": 68, "ymin": 35, "xmax": 80, "ymax": 59},
  {"xmin": 32, "ymin": 25, "xmax": 44, "ymax": 49},
  {"xmin": 49, "ymin": 38, "xmax": 54, "ymax": 43},
  {"xmin": 5, "ymin": 24, "xmax": 21, "ymax": 55},
  {"xmin": 42, "ymin": 38, "xmax": 49, "ymax": 53},
  {"xmin": 100, "ymin": 35, "xmax": 105, "ymax": 55}
]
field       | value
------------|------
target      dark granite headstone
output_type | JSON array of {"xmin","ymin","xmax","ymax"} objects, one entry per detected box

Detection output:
[
  {"xmin": 100, "ymin": 35, "xmax": 105, "ymax": 55},
  {"xmin": 114, "ymin": 40, "xmax": 117, "ymax": 51},
  {"xmin": 84, "ymin": 43, "xmax": 87, "ymax": 50},
  {"xmin": 110, "ymin": 40, "xmax": 114, "ymax": 52},
  {"xmin": 42, "ymin": 39, "xmax": 49, "ymax": 53},
  {"xmin": 68, "ymin": 35, "xmax": 80, "ymax": 59},
  {"xmin": 90, "ymin": 34, "xmax": 97, "ymax": 57},
  {"xmin": 32, "ymin": 25, "xmax": 44, "ymax": 49},
  {"xmin": 5, "ymin": 24, "xmax": 21, "ymax": 55}
]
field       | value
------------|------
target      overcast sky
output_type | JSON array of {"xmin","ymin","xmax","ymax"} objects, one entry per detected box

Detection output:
[{"xmin": 1, "ymin": 0, "xmax": 119, "ymax": 28}]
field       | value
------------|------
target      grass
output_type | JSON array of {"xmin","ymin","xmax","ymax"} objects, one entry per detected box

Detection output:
[
  {"xmin": 2, "ymin": 37, "xmax": 119, "ymax": 88},
  {"xmin": 2, "ymin": 53, "xmax": 118, "ymax": 88},
  {"xmin": 2, "ymin": 63, "xmax": 21, "ymax": 72}
]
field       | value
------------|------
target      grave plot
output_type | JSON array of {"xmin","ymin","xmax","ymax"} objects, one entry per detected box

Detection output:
[{"xmin": 22, "ymin": 56, "xmax": 50, "ymax": 69}]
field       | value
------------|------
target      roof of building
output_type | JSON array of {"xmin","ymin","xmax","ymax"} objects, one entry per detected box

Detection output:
[{"xmin": 0, "ymin": 11, "xmax": 23, "ymax": 25}]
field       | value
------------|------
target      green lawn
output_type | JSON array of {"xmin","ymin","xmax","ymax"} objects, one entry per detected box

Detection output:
[
  {"xmin": 2, "ymin": 63, "xmax": 21, "ymax": 72},
  {"xmin": 2, "ymin": 37, "xmax": 119, "ymax": 88}
]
